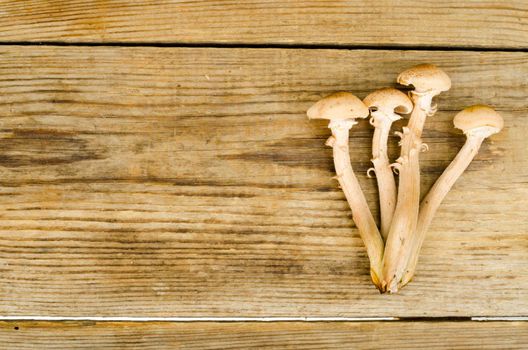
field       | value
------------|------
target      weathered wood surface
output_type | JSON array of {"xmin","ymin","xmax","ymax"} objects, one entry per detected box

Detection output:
[
  {"xmin": 0, "ymin": 321, "xmax": 527, "ymax": 349},
  {"xmin": 0, "ymin": 46, "xmax": 526, "ymax": 316},
  {"xmin": 0, "ymin": 1, "xmax": 527, "ymax": 48}
]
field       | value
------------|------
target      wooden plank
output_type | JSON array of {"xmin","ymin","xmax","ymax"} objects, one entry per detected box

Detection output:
[
  {"xmin": 0, "ymin": 1, "xmax": 527, "ymax": 48},
  {"xmin": 0, "ymin": 46, "xmax": 526, "ymax": 317},
  {"xmin": 0, "ymin": 321, "xmax": 527, "ymax": 349}
]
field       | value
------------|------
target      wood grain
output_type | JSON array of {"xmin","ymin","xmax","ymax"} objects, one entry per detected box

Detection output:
[
  {"xmin": 0, "ymin": 321, "xmax": 527, "ymax": 349},
  {"xmin": 0, "ymin": 1, "xmax": 527, "ymax": 48},
  {"xmin": 0, "ymin": 46, "xmax": 526, "ymax": 317}
]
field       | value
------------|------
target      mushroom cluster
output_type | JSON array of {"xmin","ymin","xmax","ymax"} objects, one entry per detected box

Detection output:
[{"xmin": 307, "ymin": 64, "xmax": 503, "ymax": 293}]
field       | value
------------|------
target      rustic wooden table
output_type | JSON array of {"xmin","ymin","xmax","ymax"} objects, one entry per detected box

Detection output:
[{"xmin": 0, "ymin": 1, "xmax": 526, "ymax": 348}]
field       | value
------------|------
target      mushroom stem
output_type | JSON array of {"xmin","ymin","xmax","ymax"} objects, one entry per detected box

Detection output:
[
  {"xmin": 400, "ymin": 105, "xmax": 503, "ymax": 288},
  {"xmin": 371, "ymin": 117, "xmax": 397, "ymax": 239},
  {"xmin": 363, "ymin": 88, "xmax": 413, "ymax": 242},
  {"xmin": 400, "ymin": 136, "xmax": 484, "ymax": 287},
  {"xmin": 382, "ymin": 91, "xmax": 429, "ymax": 293},
  {"xmin": 328, "ymin": 120, "xmax": 385, "ymax": 288}
]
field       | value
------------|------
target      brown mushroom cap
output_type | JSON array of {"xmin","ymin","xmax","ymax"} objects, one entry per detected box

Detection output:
[
  {"xmin": 397, "ymin": 64, "xmax": 451, "ymax": 94},
  {"xmin": 363, "ymin": 88, "xmax": 413, "ymax": 116},
  {"xmin": 307, "ymin": 92, "xmax": 369, "ymax": 121},
  {"xmin": 453, "ymin": 105, "xmax": 504, "ymax": 136}
]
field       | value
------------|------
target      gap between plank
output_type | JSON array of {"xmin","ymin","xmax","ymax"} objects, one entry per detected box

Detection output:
[
  {"xmin": 0, "ymin": 316, "xmax": 525, "ymax": 322},
  {"xmin": 0, "ymin": 317, "xmax": 396, "ymax": 322},
  {"xmin": 0, "ymin": 41, "xmax": 526, "ymax": 52}
]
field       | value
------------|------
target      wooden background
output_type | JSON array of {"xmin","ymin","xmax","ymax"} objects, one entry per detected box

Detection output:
[{"xmin": 0, "ymin": 1, "xmax": 526, "ymax": 348}]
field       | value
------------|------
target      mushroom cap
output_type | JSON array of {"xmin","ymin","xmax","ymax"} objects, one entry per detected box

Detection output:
[
  {"xmin": 397, "ymin": 64, "xmax": 451, "ymax": 94},
  {"xmin": 307, "ymin": 92, "xmax": 369, "ymax": 121},
  {"xmin": 453, "ymin": 105, "xmax": 504, "ymax": 137},
  {"xmin": 363, "ymin": 88, "xmax": 413, "ymax": 116}
]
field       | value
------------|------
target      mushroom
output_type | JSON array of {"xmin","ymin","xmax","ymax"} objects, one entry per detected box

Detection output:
[
  {"xmin": 400, "ymin": 105, "xmax": 504, "ymax": 287},
  {"xmin": 363, "ymin": 88, "xmax": 413, "ymax": 240},
  {"xmin": 307, "ymin": 92, "xmax": 385, "ymax": 288},
  {"xmin": 382, "ymin": 64, "xmax": 451, "ymax": 293}
]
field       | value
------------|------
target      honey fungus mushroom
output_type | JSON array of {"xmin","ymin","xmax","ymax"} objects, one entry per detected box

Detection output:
[
  {"xmin": 400, "ymin": 105, "xmax": 504, "ymax": 287},
  {"xmin": 364, "ymin": 88, "xmax": 413, "ymax": 240},
  {"xmin": 307, "ymin": 92, "xmax": 385, "ymax": 288},
  {"xmin": 382, "ymin": 64, "xmax": 451, "ymax": 293}
]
